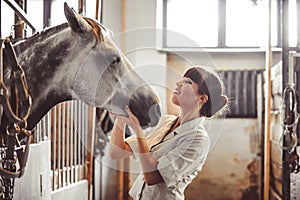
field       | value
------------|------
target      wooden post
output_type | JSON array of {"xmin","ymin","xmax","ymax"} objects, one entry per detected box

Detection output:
[
  {"xmin": 118, "ymin": 1, "xmax": 130, "ymax": 200},
  {"xmin": 264, "ymin": 0, "xmax": 272, "ymax": 199},
  {"xmin": 14, "ymin": 0, "xmax": 24, "ymax": 39},
  {"xmin": 95, "ymin": 0, "xmax": 100, "ymax": 20},
  {"xmin": 87, "ymin": 107, "xmax": 96, "ymax": 200}
]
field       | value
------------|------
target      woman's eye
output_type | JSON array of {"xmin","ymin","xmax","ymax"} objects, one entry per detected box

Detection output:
[{"xmin": 185, "ymin": 79, "xmax": 192, "ymax": 84}]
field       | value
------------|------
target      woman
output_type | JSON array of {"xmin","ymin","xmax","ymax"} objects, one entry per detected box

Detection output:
[{"xmin": 110, "ymin": 66, "xmax": 228, "ymax": 200}]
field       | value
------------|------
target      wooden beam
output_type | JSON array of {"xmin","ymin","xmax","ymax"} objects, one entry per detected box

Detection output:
[
  {"xmin": 87, "ymin": 107, "xmax": 96, "ymax": 200},
  {"xmin": 118, "ymin": 1, "xmax": 129, "ymax": 200},
  {"xmin": 95, "ymin": 0, "xmax": 99, "ymax": 20},
  {"xmin": 263, "ymin": 0, "xmax": 272, "ymax": 199}
]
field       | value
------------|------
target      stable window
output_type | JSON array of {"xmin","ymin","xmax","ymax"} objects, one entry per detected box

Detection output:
[
  {"xmin": 226, "ymin": 0, "xmax": 278, "ymax": 47},
  {"xmin": 165, "ymin": 0, "xmax": 218, "ymax": 47},
  {"xmin": 163, "ymin": 0, "xmax": 281, "ymax": 49}
]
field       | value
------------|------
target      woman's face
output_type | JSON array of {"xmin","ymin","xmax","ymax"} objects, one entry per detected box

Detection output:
[{"xmin": 171, "ymin": 77, "xmax": 200, "ymax": 109}]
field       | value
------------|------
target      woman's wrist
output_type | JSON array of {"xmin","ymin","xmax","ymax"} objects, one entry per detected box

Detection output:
[
  {"xmin": 135, "ymin": 126, "xmax": 144, "ymax": 138},
  {"xmin": 114, "ymin": 118, "xmax": 126, "ymax": 130}
]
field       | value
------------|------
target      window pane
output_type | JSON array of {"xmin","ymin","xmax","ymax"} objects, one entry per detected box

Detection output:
[
  {"xmin": 1, "ymin": 2, "xmax": 15, "ymax": 37},
  {"xmin": 27, "ymin": 0, "xmax": 44, "ymax": 35},
  {"xmin": 166, "ymin": 0, "xmax": 218, "ymax": 47},
  {"xmin": 226, "ymin": 0, "xmax": 277, "ymax": 47}
]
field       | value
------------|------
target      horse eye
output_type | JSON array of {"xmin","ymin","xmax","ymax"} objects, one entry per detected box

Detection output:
[{"xmin": 112, "ymin": 56, "xmax": 121, "ymax": 64}]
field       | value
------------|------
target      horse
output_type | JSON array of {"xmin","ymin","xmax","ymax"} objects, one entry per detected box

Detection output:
[
  {"xmin": 0, "ymin": 2, "xmax": 161, "ymax": 183},
  {"xmin": 1, "ymin": 3, "xmax": 161, "ymax": 131}
]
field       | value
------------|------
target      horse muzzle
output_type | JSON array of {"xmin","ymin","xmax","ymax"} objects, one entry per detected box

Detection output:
[{"xmin": 109, "ymin": 88, "xmax": 161, "ymax": 128}]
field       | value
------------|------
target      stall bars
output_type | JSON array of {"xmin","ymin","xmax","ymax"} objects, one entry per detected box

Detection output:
[{"xmin": 34, "ymin": 100, "xmax": 95, "ymax": 192}]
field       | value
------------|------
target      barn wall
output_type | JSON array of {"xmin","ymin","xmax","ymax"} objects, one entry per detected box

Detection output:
[{"xmin": 184, "ymin": 119, "xmax": 261, "ymax": 200}]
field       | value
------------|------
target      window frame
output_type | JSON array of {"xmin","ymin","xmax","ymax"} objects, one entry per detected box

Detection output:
[{"xmin": 159, "ymin": 0, "xmax": 289, "ymax": 51}]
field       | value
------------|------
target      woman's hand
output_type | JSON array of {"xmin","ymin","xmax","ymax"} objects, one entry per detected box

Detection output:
[{"xmin": 111, "ymin": 106, "xmax": 142, "ymax": 134}]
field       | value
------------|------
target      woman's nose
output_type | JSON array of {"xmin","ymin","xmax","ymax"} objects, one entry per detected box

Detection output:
[{"xmin": 176, "ymin": 81, "xmax": 181, "ymax": 86}]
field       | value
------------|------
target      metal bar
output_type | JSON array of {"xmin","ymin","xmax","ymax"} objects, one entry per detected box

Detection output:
[
  {"xmin": 71, "ymin": 101, "xmax": 74, "ymax": 184},
  {"xmin": 74, "ymin": 101, "xmax": 80, "ymax": 182},
  {"xmin": 82, "ymin": 103, "xmax": 86, "ymax": 178},
  {"xmin": 66, "ymin": 101, "xmax": 70, "ymax": 185},
  {"xmin": 218, "ymin": 0, "xmax": 226, "ymax": 47},
  {"xmin": 62, "ymin": 102, "xmax": 66, "ymax": 187},
  {"xmin": 251, "ymin": 71, "xmax": 257, "ymax": 116},
  {"xmin": 43, "ymin": 0, "xmax": 51, "ymax": 28},
  {"xmin": 296, "ymin": 58, "xmax": 300, "ymax": 145},
  {"xmin": 99, "ymin": 0, "xmax": 103, "ymax": 23},
  {"xmin": 277, "ymin": 0, "xmax": 281, "ymax": 47},
  {"xmin": 256, "ymin": 73, "xmax": 264, "ymax": 200},
  {"xmin": 77, "ymin": 101, "xmax": 80, "ymax": 181},
  {"xmin": 3, "ymin": 0, "xmax": 36, "ymax": 33},
  {"xmin": 281, "ymin": 0, "xmax": 291, "ymax": 199},
  {"xmin": 79, "ymin": 101, "xmax": 83, "ymax": 179},
  {"xmin": 243, "ymin": 71, "xmax": 248, "ymax": 116},
  {"xmin": 227, "ymin": 71, "xmax": 233, "ymax": 114},
  {"xmin": 235, "ymin": 71, "xmax": 240, "ymax": 115},
  {"xmin": 57, "ymin": 104, "xmax": 62, "ymax": 188},
  {"xmin": 42, "ymin": 112, "xmax": 46, "ymax": 140},
  {"xmin": 297, "ymin": 0, "xmax": 300, "ymax": 47},
  {"xmin": 47, "ymin": 111, "xmax": 51, "ymax": 140},
  {"xmin": 52, "ymin": 108, "xmax": 57, "ymax": 190},
  {"xmin": 36, "ymin": 118, "xmax": 40, "ymax": 143},
  {"xmin": 24, "ymin": 0, "xmax": 27, "ymax": 37}
]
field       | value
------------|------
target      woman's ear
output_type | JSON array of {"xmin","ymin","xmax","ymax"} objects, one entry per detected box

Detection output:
[{"xmin": 198, "ymin": 95, "xmax": 208, "ymax": 105}]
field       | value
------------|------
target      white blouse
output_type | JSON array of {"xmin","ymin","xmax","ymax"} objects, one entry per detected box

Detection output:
[{"xmin": 126, "ymin": 115, "xmax": 210, "ymax": 200}]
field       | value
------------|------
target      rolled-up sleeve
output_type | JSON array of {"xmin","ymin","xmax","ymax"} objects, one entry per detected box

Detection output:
[{"xmin": 157, "ymin": 131, "xmax": 210, "ymax": 187}]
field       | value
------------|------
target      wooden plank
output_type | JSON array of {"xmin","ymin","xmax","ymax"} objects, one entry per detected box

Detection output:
[{"xmin": 264, "ymin": 1, "xmax": 272, "ymax": 199}]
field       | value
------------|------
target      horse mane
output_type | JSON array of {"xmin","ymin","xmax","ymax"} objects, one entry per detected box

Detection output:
[
  {"xmin": 15, "ymin": 18, "xmax": 104, "ymax": 49},
  {"xmin": 14, "ymin": 23, "xmax": 69, "ymax": 50}
]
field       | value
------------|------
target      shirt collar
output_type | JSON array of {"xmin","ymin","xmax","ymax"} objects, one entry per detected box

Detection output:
[{"xmin": 174, "ymin": 117, "xmax": 205, "ymax": 135}]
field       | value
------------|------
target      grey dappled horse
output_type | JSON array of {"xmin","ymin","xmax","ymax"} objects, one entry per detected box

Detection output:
[{"xmin": 1, "ymin": 3, "xmax": 161, "ymax": 131}]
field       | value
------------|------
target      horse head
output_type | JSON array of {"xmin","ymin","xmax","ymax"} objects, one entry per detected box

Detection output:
[{"xmin": 63, "ymin": 3, "xmax": 161, "ymax": 128}]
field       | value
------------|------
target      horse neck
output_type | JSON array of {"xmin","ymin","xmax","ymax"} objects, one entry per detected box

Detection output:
[{"xmin": 13, "ymin": 27, "xmax": 80, "ymax": 130}]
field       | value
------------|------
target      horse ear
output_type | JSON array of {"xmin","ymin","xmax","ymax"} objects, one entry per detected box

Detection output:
[{"xmin": 64, "ymin": 2, "xmax": 91, "ymax": 33}]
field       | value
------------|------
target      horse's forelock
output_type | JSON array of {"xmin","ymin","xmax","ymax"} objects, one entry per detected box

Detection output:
[{"xmin": 83, "ymin": 18, "xmax": 104, "ymax": 47}]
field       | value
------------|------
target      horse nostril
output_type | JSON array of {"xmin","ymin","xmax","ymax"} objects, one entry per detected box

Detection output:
[{"xmin": 149, "ymin": 104, "xmax": 161, "ymax": 127}]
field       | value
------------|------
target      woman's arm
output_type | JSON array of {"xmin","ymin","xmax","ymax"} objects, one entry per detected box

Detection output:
[
  {"xmin": 110, "ymin": 118, "xmax": 133, "ymax": 159},
  {"xmin": 115, "ymin": 106, "xmax": 164, "ymax": 185},
  {"xmin": 135, "ymin": 128, "xmax": 164, "ymax": 185}
]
